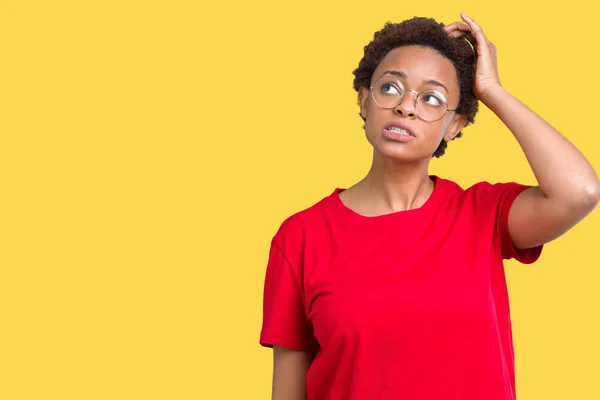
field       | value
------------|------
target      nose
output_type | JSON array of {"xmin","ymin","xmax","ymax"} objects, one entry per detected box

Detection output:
[{"xmin": 394, "ymin": 89, "xmax": 418, "ymax": 118}]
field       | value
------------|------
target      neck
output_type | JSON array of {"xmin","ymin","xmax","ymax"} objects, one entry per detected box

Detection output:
[{"xmin": 356, "ymin": 152, "xmax": 434, "ymax": 212}]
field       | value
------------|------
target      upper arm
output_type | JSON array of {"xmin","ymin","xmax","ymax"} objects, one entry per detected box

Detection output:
[
  {"xmin": 260, "ymin": 239, "xmax": 318, "ymax": 352},
  {"xmin": 261, "ymin": 237, "xmax": 318, "ymax": 399},
  {"xmin": 272, "ymin": 345, "xmax": 313, "ymax": 400},
  {"xmin": 507, "ymin": 186, "xmax": 596, "ymax": 250}
]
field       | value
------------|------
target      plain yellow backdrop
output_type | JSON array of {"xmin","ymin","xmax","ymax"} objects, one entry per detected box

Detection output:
[{"xmin": 1, "ymin": 0, "xmax": 598, "ymax": 399}]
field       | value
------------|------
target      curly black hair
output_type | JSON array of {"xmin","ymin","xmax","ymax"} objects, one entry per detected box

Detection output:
[{"xmin": 352, "ymin": 17, "xmax": 479, "ymax": 157}]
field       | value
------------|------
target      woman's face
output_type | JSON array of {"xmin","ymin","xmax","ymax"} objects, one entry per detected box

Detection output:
[{"xmin": 358, "ymin": 45, "xmax": 467, "ymax": 162}]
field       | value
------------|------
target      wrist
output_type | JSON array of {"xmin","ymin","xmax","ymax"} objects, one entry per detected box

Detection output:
[{"xmin": 478, "ymin": 85, "xmax": 508, "ymax": 107}]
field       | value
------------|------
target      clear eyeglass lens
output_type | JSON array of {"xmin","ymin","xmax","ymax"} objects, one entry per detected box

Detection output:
[{"xmin": 372, "ymin": 76, "xmax": 449, "ymax": 122}]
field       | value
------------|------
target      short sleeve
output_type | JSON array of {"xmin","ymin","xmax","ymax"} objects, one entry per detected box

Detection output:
[
  {"xmin": 259, "ymin": 239, "xmax": 318, "ymax": 354},
  {"xmin": 491, "ymin": 182, "xmax": 543, "ymax": 264}
]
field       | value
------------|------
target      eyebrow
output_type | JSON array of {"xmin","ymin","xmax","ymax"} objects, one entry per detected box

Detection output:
[{"xmin": 380, "ymin": 70, "xmax": 450, "ymax": 95}]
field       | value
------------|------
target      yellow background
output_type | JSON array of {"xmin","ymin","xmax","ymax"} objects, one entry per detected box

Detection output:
[{"xmin": 1, "ymin": 0, "xmax": 598, "ymax": 399}]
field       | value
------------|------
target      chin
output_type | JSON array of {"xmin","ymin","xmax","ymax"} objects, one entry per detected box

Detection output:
[{"xmin": 368, "ymin": 135, "xmax": 434, "ymax": 163}]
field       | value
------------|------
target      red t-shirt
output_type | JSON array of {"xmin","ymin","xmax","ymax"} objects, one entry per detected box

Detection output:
[{"xmin": 260, "ymin": 176, "xmax": 543, "ymax": 400}]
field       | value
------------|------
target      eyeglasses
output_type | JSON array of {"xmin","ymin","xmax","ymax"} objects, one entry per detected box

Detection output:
[{"xmin": 370, "ymin": 74, "xmax": 457, "ymax": 122}]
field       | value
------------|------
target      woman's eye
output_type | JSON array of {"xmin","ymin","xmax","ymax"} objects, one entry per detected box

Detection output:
[
  {"xmin": 381, "ymin": 83, "xmax": 400, "ymax": 95},
  {"xmin": 422, "ymin": 94, "xmax": 444, "ymax": 107}
]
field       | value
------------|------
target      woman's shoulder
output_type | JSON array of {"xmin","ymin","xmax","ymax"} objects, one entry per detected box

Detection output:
[
  {"xmin": 437, "ymin": 176, "xmax": 534, "ymax": 206},
  {"xmin": 272, "ymin": 189, "xmax": 337, "ymax": 245}
]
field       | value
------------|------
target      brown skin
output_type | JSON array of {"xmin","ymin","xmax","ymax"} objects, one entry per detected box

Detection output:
[
  {"xmin": 341, "ymin": 44, "xmax": 467, "ymax": 216},
  {"xmin": 443, "ymin": 13, "xmax": 599, "ymax": 249},
  {"xmin": 271, "ymin": 13, "xmax": 600, "ymax": 399},
  {"xmin": 271, "ymin": 45, "xmax": 468, "ymax": 400},
  {"xmin": 271, "ymin": 346, "xmax": 312, "ymax": 400}
]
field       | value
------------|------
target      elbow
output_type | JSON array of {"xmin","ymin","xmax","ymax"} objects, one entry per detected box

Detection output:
[
  {"xmin": 574, "ymin": 180, "xmax": 600, "ymax": 212},
  {"xmin": 559, "ymin": 180, "xmax": 600, "ymax": 214},
  {"xmin": 583, "ymin": 180, "xmax": 600, "ymax": 208}
]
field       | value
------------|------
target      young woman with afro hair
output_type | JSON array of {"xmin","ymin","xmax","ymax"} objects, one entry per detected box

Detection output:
[{"xmin": 259, "ymin": 13, "xmax": 599, "ymax": 400}]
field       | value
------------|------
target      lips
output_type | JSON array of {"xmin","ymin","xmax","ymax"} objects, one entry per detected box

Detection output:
[{"xmin": 384, "ymin": 122, "xmax": 415, "ymax": 137}]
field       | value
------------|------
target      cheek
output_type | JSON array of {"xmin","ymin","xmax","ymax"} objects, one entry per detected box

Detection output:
[
  {"xmin": 365, "ymin": 102, "xmax": 389, "ymax": 127},
  {"xmin": 427, "ymin": 127, "xmax": 448, "ymax": 146},
  {"xmin": 438, "ymin": 117, "xmax": 455, "ymax": 140}
]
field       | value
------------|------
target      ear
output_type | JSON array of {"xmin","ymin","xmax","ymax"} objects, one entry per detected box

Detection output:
[
  {"xmin": 358, "ymin": 87, "xmax": 369, "ymax": 119},
  {"xmin": 443, "ymin": 113, "xmax": 467, "ymax": 142}
]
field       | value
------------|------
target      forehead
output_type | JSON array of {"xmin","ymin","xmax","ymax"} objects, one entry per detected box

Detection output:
[{"xmin": 372, "ymin": 45, "xmax": 458, "ymax": 88}]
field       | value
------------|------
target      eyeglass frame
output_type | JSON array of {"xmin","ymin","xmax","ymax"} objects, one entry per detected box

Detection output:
[{"xmin": 369, "ymin": 74, "xmax": 458, "ymax": 122}]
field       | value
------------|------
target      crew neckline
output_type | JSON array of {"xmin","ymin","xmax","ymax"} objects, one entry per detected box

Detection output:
[{"xmin": 330, "ymin": 175, "xmax": 445, "ymax": 222}]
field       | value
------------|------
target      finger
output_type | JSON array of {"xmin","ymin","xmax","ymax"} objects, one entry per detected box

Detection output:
[
  {"xmin": 445, "ymin": 22, "xmax": 476, "ymax": 42},
  {"xmin": 460, "ymin": 13, "xmax": 489, "ymax": 50},
  {"xmin": 445, "ymin": 26, "xmax": 476, "ymax": 46},
  {"xmin": 443, "ymin": 22, "xmax": 461, "ymax": 31},
  {"xmin": 444, "ymin": 21, "xmax": 471, "ymax": 34},
  {"xmin": 448, "ymin": 31, "xmax": 477, "ymax": 45},
  {"xmin": 446, "ymin": 27, "xmax": 474, "ymax": 39}
]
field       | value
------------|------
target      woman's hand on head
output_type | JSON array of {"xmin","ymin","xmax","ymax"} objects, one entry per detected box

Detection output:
[{"xmin": 444, "ymin": 13, "xmax": 502, "ymax": 103}]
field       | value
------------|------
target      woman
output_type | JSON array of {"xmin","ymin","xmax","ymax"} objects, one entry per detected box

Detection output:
[{"xmin": 259, "ymin": 14, "xmax": 599, "ymax": 400}]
